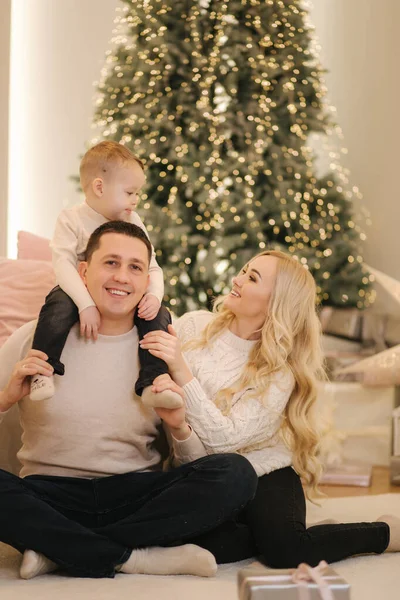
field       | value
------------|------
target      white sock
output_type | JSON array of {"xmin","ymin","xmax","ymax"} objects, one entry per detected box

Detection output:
[
  {"xmin": 119, "ymin": 545, "xmax": 217, "ymax": 577},
  {"xmin": 20, "ymin": 549, "xmax": 57, "ymax": 579},
  {"xmin": 141, "ymin": 386, "xmax": 183, "ymax": 410},
  {"xmin": 377, "ymin": 514, "xmax": 400, "ymax": 552},
  {"xmin": 30, "ymin": 374, "xmax": 55, "ymax": 401}
]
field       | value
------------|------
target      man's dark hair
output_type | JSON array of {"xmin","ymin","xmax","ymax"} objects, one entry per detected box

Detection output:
[{"xmin": 84, "ymin": 221, "xmax": 152, "ymax": 265}]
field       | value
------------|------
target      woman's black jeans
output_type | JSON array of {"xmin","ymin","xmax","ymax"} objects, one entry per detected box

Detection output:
[
  {"xmin": 32, "ymin": 286, "xmax": 171, "ymax": 395},
  {"xmin": 192, "ymin": 466, "xmax": 389, "ymax": 566},
  {"xmin": 0, "ymin": 454, "xmax": 257, "ymax": 578}
]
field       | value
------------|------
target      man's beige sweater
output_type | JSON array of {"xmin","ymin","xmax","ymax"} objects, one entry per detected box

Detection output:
[{"xmin": 0, "ymin": 321, "xmax": 205, "ymax": 478}]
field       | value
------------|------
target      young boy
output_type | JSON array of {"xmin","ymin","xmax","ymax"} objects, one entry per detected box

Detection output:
[{"xmin": 30, "ymin": 141, "xmax": 182, "ymax": 410}]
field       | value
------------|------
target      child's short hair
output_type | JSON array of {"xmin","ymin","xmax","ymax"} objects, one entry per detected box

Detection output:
[{"xmin": 80, "ymin": 141, "xmax": 144, "ymax": 192}]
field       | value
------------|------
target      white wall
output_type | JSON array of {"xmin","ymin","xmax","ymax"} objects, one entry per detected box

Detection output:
[
  {"xmin": 6, "ymin": 0, "xmax": 400, "ymax": 281},
  {"xmin": 0, "ymin": 1, "xmax": 11, "ymax": 256},
  {"xmin": 8, "ymin": 0, "xmax": 119, "ymax": 256},
  {"xmin": 310, "ymin": 0, "xmax": 400, "ymax": 280}
]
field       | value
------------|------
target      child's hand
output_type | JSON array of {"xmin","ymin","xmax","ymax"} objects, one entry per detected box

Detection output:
[
  {"xmin": 79, "ymin": 306, "xmax": 101, "ymax": 340},
  {"xmin": 137, "ymin": 294, "xmax": 161, "ymax": 321}
]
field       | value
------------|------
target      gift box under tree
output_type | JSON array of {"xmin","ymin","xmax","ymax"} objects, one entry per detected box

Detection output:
[
  {"xmin": 238, "ymin": 561, "xmax": 350, "ymax": 599},
  {"xmin": 317, "ymin": 381, "xmax": 396, "ymax": 467},
  {"xmin": 390, "ymin": 407, "xmax": 400, "ymax": 485}
]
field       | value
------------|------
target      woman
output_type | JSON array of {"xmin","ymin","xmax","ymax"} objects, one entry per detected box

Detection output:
[{"xmin": 140, "ymin": 250, "xmax": 400, "ymax": 567}]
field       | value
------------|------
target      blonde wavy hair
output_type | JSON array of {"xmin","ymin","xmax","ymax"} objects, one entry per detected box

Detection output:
[{"xmin": 184, "ymin": 250, "xmax": 326, "ymax": 497}]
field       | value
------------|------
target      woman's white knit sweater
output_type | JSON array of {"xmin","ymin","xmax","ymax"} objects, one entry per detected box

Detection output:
[{"xmin": 174, "ymin": 311, "xmax": 294, "ymax": 477}]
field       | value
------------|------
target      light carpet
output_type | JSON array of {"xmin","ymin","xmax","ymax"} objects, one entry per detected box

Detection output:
[{"xmin": 0, "ymin": 493, "xmax": 399, "ymax": 599}]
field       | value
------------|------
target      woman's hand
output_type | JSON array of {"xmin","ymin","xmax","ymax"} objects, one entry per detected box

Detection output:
[
  {"xmin": 152, "ymin": 374, "xmax": 191, "ymax": 440},
  {"xmin": 0, "ymin": 350, "xmax": 53, "ymax": 412},
  {"xmin": 139, "ymin": 325, "xmax": 193, "ymax": 386}
]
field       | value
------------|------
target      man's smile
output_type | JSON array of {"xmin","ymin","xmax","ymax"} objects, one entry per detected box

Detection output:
[{"xmin": 105, "ymin": 287, "xmax": 131, "ymax": 297}]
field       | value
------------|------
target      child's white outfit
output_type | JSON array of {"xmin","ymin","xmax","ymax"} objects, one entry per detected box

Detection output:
[{"xmin": 51, "ymin": 201, "xmax": 163, "ymax": 313}]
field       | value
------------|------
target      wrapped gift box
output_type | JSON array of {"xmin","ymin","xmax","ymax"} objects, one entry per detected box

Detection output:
[
  {"xmin": 390, "ymin": 455, "xmax": 400, "ymax": 486},
  {"xmin": 324, "ymin": 351, "xmax": 373, "ymax": 383},
  {"xmin": 321, "ymin": 335, "xmax": 362, "ymax": 355},
  {"xmin": 393, "ymin": 406, "xmax": 400, "ymax": 456},
  {"xmin": 320, "ymin": 307, "xmax": 362, "ymax": 341},
  {"xmin": 238, "ymin": 564, "xmax": 350, "ymax": 599},
  {"xmin": 319, "ymin": 463, "xmax": 372, "ymax": 487},
  {"xmin": 317, "ymin": 382, "xmax": 396, "ymax": 466},
  {"xmin": 320, "ymin": 306, "xmax": 400, "ymax": 348},
  {"xmin": 321, "ymin": 335, "xmax": 368, "ymax": 383}
]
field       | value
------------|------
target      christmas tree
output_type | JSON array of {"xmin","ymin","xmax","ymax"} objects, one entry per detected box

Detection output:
[{"xmin": 91, "ymin": 0, "xmax": 372, "ymax": 314}]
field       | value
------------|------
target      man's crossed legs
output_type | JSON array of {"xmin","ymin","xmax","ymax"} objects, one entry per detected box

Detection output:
[{"xmin": 0, "ymin": 454, "xmax": 257, "ymax": 578}]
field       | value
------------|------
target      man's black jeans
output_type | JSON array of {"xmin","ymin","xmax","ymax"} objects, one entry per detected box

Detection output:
[
  {"xmin": 0, "ymin": 454, "xmax": 257, "ymax": 578},
  {"xmin": 192, "ymin": 466, "xmax": 389, "ymax": 566},
  {"xmin": 32, "ymin": 286, "xmax": 171, "ymax": 395}
]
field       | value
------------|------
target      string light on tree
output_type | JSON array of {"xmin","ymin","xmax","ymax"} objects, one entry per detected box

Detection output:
[{"xmin": 90, "ymin": 0, "xmax": 371, "ymax": 314}]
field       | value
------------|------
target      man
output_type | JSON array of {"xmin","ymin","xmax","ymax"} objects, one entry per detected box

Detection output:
[{"xmin": 0, "ymin": 221, "xmax": 257, "ymax": 579}]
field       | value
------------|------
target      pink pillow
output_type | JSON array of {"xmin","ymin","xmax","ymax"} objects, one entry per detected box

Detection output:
[
  {"xmin": 0, "ymin": 258, "xmax": 56, "ymax": 348},
  {"xmin": 17, "ymin": 230, "xmax": 52, "ymax": 261}
]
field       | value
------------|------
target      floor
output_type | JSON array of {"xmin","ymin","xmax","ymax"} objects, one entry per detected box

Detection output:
[
  {"xmin": 320, "ymin": 466, "xmax": 400, "ymax": 498},
  {"xmin": 2, "ymin": 491, "xmax": 400, "ymax": 600}
]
